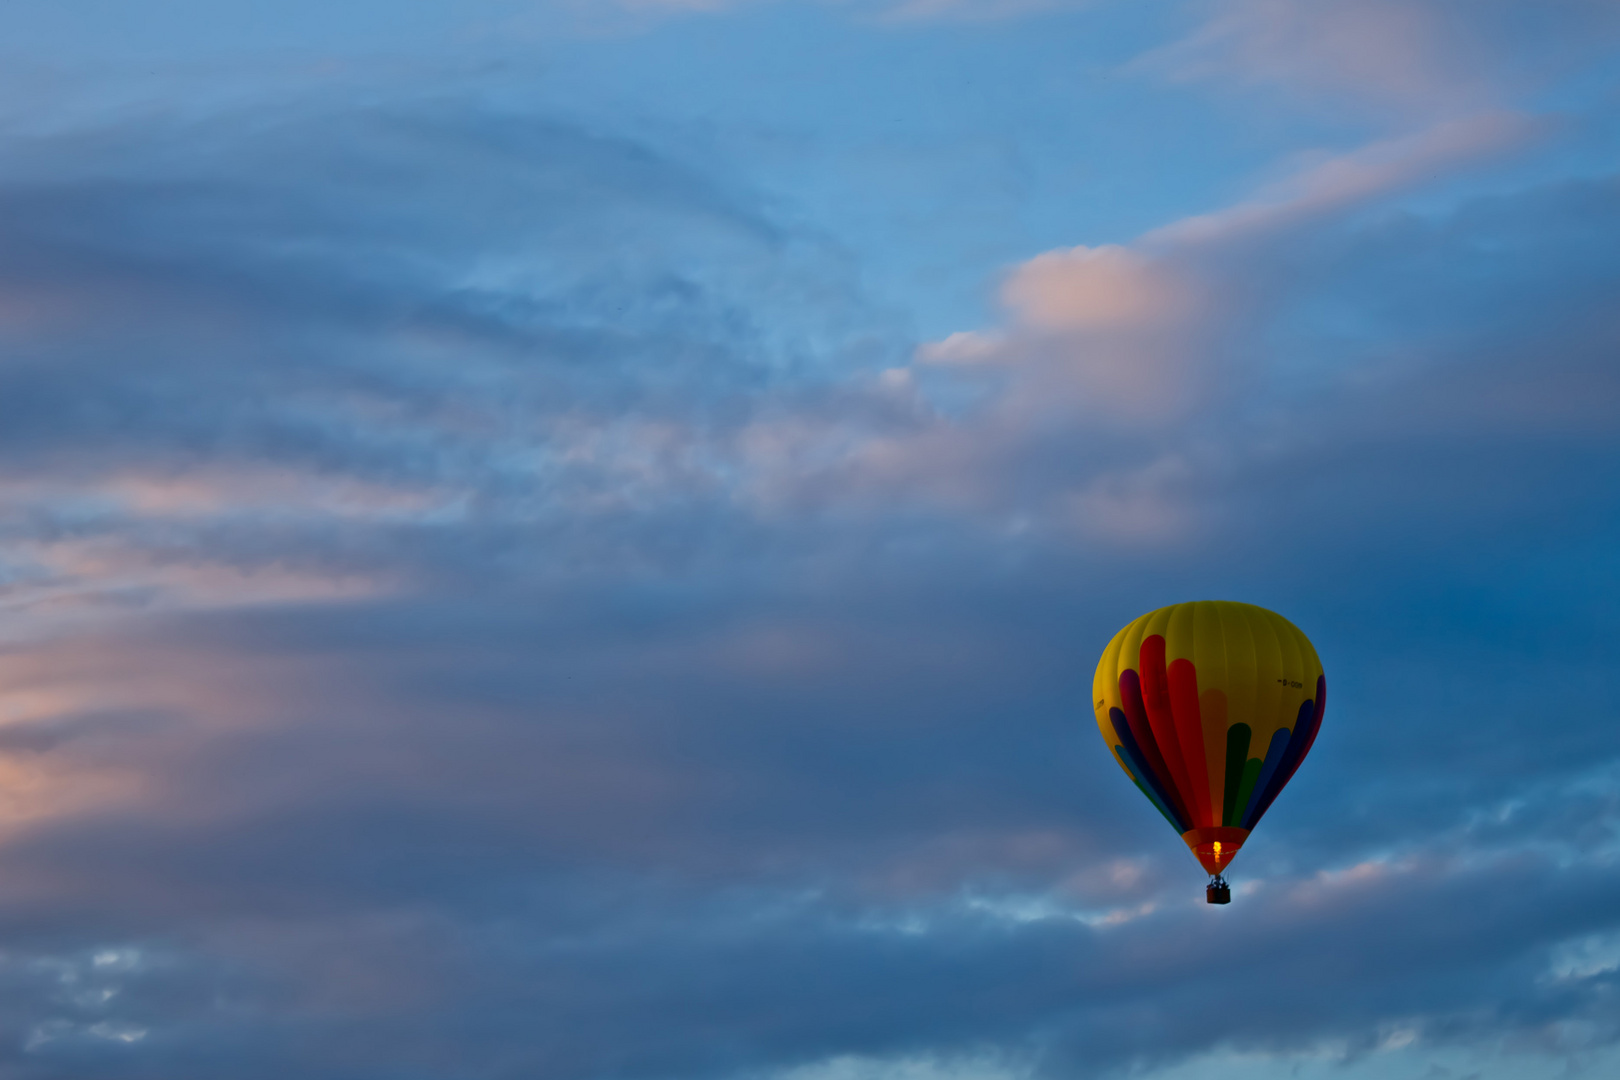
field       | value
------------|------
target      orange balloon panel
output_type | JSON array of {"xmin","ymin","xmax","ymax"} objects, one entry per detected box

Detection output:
[{"xmin": 1092, "ymin": 601, "xmax": 1325, "ymax": 875}]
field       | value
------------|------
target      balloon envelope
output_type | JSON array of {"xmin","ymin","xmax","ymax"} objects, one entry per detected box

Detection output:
[{"xmin": 1092, "ymin": 601, "xmax": 1325, "ymax": 875}]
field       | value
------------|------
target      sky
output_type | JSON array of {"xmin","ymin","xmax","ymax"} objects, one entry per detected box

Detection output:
[{"xmin": 0, "ymin": 1, "xmax": 1617, "ymax": 1078}]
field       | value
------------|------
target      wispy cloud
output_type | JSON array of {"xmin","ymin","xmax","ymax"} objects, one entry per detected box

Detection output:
[
  {"xmin": 889, "ymin": 110, "xmax": 1557, "ymax": 536},
  {"xmin": 0, "ymin": 6, "xmax": 1615, "ymax": 1079},
  {"xmin": 1142, "ymin": 112, "xmax": 1542, "ymax": 246},
  {"xmin": 1137, "ymin": 0, "xmax": 1620, "ymax": 115}
]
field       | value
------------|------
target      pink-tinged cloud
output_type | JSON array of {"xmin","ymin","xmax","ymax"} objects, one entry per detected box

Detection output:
[
  {"xmin": 1144, "ymin": 111, "xmax": 1543, "ymax": 247},
  {"xmin": 863, "ymin": 109, "xmax": 1560, "ymax": 546},
  {"xmin": 1139, "ymin": 0, "xmax": 1479, "ymax": 112},
  {"xmin": 998, "ymin": 245, "xmax": 1195, "ymax": 332},
  {"xmin": 911, "ymin": 111, "xmax": 1540, "ymax": 422},
  {"xmin": 875, "ymin": 0, "xmax": 1079, "ymax": 24},
  {"xmin": 1136, "ymin": 0, "xmax": 1620, "ymax": 115},
  {"xmin": 0, "ymin": 43, "xmax": 1612, "ymax": 1078}
]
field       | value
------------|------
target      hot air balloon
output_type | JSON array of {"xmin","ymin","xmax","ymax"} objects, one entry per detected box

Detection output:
[{"xmin": 1092, "ymin": 601, "xmax": 1325, "ymax": 904}]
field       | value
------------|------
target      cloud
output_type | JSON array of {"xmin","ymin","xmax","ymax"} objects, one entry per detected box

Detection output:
[
  {"xmin": 1142, "ymin": 112, "xmax": 1541, "ymax": 247},
  {"xmin": 1138, "ymin": 0, "xmax": 1620, "ymax": 115},
  {"xmin": 3, "ymin": 595, "xmax": 1616, "ymax": 1080},
  {"xmin": 0, "ymin": 35, "xmax": 1615, "ymax": 1080},
  {"xmin": 873, "ymin": 0, "xmax": 1082, "ymax": 24},
  {"xmin": 846, "ymin": 113, "xmax": 1557, "ymax": 554},
  {"xmin": 999, "ymin": 244, "xmax": 1193, "ymax": 331},
  {"xmin": 1140, "ymin": 0, "xmax": 1482, "ymax": 112},
  {"xmin": 600, "ymin": 0, "xmax": 1089, "ymax": 25},
  {"xmin": 0, "ymin": 102, "xmax": 914, "ymax": 625},
  {"xmin": 895, "ymin": 109, "xmax": 1555, "ymax": 479}
]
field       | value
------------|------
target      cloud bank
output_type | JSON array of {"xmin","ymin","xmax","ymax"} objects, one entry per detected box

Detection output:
[{"xmin": 0, "ymin": 3, "xmax": 1616, "ymax": 1079}]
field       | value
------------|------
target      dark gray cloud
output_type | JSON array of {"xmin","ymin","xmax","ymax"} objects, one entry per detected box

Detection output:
[{"xmin": 0, "ymin": 30, "xmax": 1616, "ymax": 1080}]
